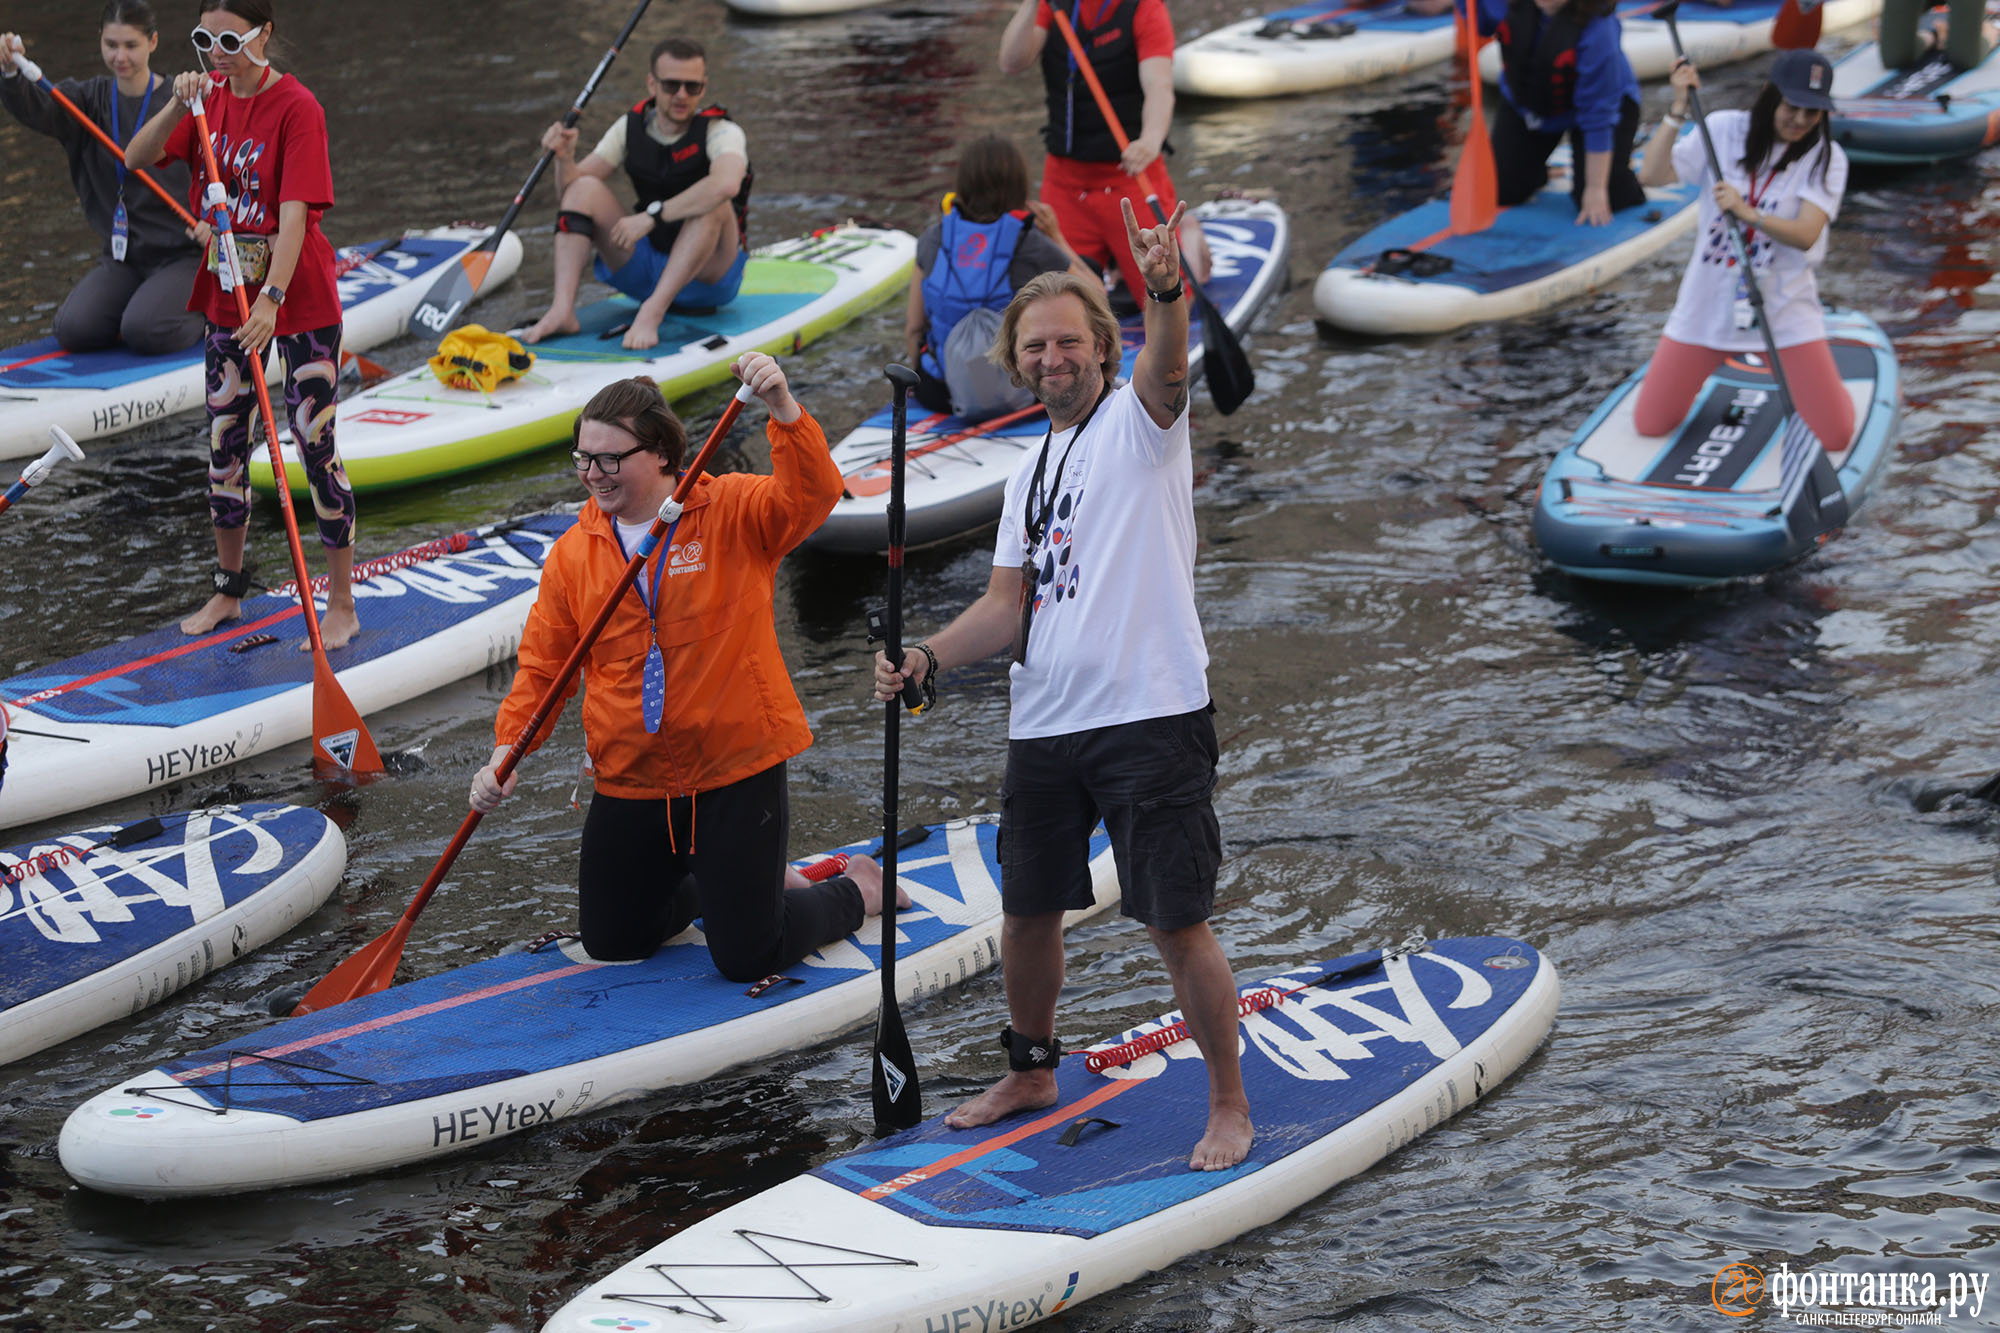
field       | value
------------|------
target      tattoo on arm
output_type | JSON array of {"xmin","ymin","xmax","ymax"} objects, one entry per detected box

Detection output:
[{"xmin": 1158, "ymin": 384, "xmax": 1189, "ymax": 418}]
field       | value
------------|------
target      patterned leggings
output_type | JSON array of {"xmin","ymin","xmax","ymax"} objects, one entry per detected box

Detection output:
[{"xmin": 203, "ymin": 320, "xmax": 356, "ymax": 548}]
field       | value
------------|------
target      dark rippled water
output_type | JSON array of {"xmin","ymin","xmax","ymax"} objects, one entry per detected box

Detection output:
[{"xmin": 3, "ymin": 1, "xmax": 1996, "ymax": 1329}]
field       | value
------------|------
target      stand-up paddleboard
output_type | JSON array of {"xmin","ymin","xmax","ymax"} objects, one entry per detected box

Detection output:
[
  {"xmin": 806, "ymin": 199, "xmax": 1288, "ymax": 554},
  {"xmin": 1174, "ymin": 1, "xmax": 1457, "ymax": 98},
  {"xmin": 59, "ymin": 819, "xmax": 1117, "ymax": 1197},
  {"xmin": 1476, "ymin": 0, "xmax": 1882, "ymax": 83},
  {"xmin": 250, "ymin": 225, "xmax": 915, "ymax": 496},
  {"xmin": 1533, "ymin": 309, "xmax": 1898, "ymax": 585},
  {"xmin": 542, "ymin": 934, "xmax": 1560, "ymax": 1333},
  {"xmin": 1316, "ymin": 145, "xmax": 1695, "ymax": 335},
  {"xmin": 1831, "ymin": 42, "xmax": 2000, "ymax": 163},
  {"xmin": 724, "ymin": 0, "xmax": 891, "ymax": 13},
  {"xmin": 0, "ymin": 513, "xmax": 575, "ymax": 833},
  {"xmin": 0, "ymin": 226, "xmax": 524, "ymax": 462},
  {"xmin": 3, "ymin": 805, "xmax": 345, "ymax": 1067}
]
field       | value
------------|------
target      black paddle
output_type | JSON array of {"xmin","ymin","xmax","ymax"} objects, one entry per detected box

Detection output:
[
  {"xmin": 1660, "ymin": 7, "xmax": 1849, "ymax": 541},
  {"xmin": 1046, "ymin": 9, "xmax": 1255, "ymax": 415},
  {"xmin": 873, "ymin": 364, "xmax": 927, "ymax": 1135},
  {"xmin": 404, "ymin": 0, "xmax": 656, "ymax": 339}
]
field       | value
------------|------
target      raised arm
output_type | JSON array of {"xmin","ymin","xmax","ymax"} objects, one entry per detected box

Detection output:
[
  {"xmin": 1125, "ymin": 196, "xmax": 1191, "ymax": 428},
  {"xmin": 999, "ymin": 0, "xmax": 1048, "ymax": 75}
]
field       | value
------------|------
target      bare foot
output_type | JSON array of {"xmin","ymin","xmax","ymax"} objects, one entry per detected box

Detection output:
[
  {"xmin": 303, "ymin": 601, "xmax": 359, "ymax": 652},
  {"xmin": 943, "ymin": 1070, "xmax": 1059, "ymax": 1129},
  {"xmin": 845, "ymin": 855, "xmax": 911, "ymax": 915},
  {"xmin": 620, "ymin": 316, "xmax": 662, "ymax": 352},
  {"xmin": 180, "ymin": 593, "xmax": 241, "ymax": 636},
  {"xmin": 1189, "ymin": 1103, "xmax": 1254, "ymax": 1171},
  {"xmin": 520, "ymin": 308, "xmax": 580, "ymax": 345}
]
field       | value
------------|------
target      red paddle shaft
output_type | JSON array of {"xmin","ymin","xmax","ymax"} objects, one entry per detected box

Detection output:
[{"xmin": 12, "ymin": 54, "xmax": 200, "ymax": 229}]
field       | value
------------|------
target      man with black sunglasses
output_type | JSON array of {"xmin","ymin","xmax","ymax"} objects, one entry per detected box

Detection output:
[
  {"xmin": 522, "ymin": 36, "xmax": 751, "ymax": 353},
  {"xmin": 874, "ymin": 200, "xmax": 1252, "ymax": 1172}
]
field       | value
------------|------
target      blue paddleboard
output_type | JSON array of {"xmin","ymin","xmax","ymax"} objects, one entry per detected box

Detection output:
[{"xmin": 1832, "ymin": 43, "xmax": 2000, "ymax": 164}]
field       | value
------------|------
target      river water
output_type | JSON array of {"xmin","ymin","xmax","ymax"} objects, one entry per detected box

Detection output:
[{"xmin": 2, "ymin": 1, "xmax": 1996, "ymax": 1329}]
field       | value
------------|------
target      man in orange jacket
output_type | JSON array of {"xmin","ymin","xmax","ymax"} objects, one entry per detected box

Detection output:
[{"xmin": 471, "ymin": 353, "xmax": 902, "ymax": 980}]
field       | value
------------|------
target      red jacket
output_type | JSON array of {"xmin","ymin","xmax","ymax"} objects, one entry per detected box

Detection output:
[{"xmin": 495, "ymin": 411, "xmax": 840, "ymax": 798}]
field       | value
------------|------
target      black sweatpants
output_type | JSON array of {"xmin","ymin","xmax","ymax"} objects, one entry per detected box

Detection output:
[
  {"xmin": 578, "ymin": 760, "xmax": 865, "ymax": 982},
  {"xmin": 1492, "ymin": 94, "xmax": 1647, "ymax": 212}
]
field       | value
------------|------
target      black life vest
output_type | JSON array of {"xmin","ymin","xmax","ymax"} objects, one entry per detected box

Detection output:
[
  {"xmin": 1496, "ymin": 0, "xmax": 1585, "ymax": 122},
  {"xmin": 622, "ymin": 102, "xmax": 754, "ymax": 253},
  {"xmin": 1039, "ymin": 0, "xmax": 1158, "ymax": 163}
]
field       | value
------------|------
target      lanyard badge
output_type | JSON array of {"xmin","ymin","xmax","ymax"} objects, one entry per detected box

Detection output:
[
  {"xmin": 108, "ymin": 76, "xmax": 156, "ymax": 263},
  {"xmin": 636, "ymin": 541, "xmax": 669, "ymax": 734}
]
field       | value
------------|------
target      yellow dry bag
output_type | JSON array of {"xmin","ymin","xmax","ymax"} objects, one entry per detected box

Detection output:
[{"xmin": 428, "ymin": 325, "xmax": 534, "ymax": 393}]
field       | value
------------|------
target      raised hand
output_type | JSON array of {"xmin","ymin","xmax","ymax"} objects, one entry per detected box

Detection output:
[{"xmin": 1121, "ymin": 195, "xmax": 1186, "ymax": 296}]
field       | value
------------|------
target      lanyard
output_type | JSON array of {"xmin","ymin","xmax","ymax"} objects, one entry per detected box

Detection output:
[
  {"xmin": 108, "ymin": 75, "xmax": 156, "ymax": 204},
  {"xmin": 629, "ymin": 507, "xmax": 675, "ymax": 734},
  {"xmin": 1739, "ymin": 161, "xmax": 1781, "ymax": 253},
  {"xmin": 1023, "ymin": 386, "xmax": 1106, "ymax": 561}
]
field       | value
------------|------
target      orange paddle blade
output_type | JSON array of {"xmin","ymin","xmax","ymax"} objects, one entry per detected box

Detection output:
[
  {"xmin": 290, "ymin": 915, "xmax": 413, "ymax": 1015},
  {"xmin": 311, "ymin": 658, "xmax": 386, "ymax": 779},
  {"xmin": 457, "ymin": 247, "xmax": 498, "ymax": 292},
  {"xmin": 1449, "ymin": 4, "xmax": 1500, "ymax": 236},
  {"xmin": 1771, "ymin": 0, "xmax": 1823, "ymax": 49}
]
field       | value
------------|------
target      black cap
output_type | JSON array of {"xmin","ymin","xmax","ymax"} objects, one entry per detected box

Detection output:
[{"xmin": 1769, "ymin": 48, "xmax": 1836, "ymax": 111}]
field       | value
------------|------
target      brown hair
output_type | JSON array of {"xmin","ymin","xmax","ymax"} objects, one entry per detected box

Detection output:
[
  {"xmin": 650, "ymin": 37, "xmax": 706, "ymax": 70},
  {"xmin": 104, "ymin": 1, "xmax": 160, "ymax": 34},
  {"xmin": 574, "ymin": 376, "xmax": 687, "ymax": 473},
  {"xmin": 991, "ymin": 271, "xmax": 1123, "ymax": 388},
  {"xmin": 953, "ymin": 135, "xmax": 1030, "ymax": 224}
]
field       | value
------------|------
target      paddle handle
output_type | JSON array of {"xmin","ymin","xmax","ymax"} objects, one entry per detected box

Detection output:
[
  {"xmin": 1, "ymin": 427, "xmax": 84, "ymax": 513},
  {"xmin": 488, "ymin": 0, "xmax": 656, "ymax": 243},
  {"xmin": 14, "ymin": 56, "xmax": 201, "ymax": 230}
]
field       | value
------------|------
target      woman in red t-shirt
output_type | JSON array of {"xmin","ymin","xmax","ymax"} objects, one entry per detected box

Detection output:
[{"xmin": 124, "ymin": 0, "xmax": 358, "ymax": 646}]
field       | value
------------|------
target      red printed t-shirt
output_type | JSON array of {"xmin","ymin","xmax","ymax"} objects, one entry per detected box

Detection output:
[{"xmin": 160, "ymin": 72, "xmax": 340, "ymax": 333}]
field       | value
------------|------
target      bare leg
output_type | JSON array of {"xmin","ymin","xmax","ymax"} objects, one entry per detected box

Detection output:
[
  {"xmin": 945, "ymin": 910, "xmax": 1067, "ymax": 1129},
  {"xmin": 523, "ymin": 177, "xmax": 626, "ymax": 343},
  {"xmin": 181, "ymin": 525, "xmax": 249, "ymax": 635},
  {"xmin": 1180, "ymin": 216, "xmax": 1212, "ymax": 286},
  {"xmin": 624, "ymin": 202, "xmax": 738, "ymax": 351},
  {"xmin": 1150, "ymin": 920, "xmax": 1253, "ymax": 1170},
  {"xmin": 833, "ymin": 854, "xmax": 911, "ymax": 915},
  {"xmin": 317, "ymin": 545, "xmax": 359, "ymax": 651}
]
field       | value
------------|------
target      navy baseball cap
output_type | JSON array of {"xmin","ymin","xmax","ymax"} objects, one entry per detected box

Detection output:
[{"xmin": 1769, "ymin": 48, "xmax": 1836, "ymax": 111}]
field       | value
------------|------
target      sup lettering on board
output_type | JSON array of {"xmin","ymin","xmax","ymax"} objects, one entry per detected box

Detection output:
[
  {"xmin": 91, "ymin": 392, "xmax": 175, "ymax": 434},
  {"xmin": 431, "ymin": 1094, "xmax": 565, "ymax": 1148}
]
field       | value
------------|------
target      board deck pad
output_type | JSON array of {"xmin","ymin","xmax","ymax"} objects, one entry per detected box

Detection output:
[
  {"xmin": 2, "ymin": 515, "xmax": 571, "ymax": 732},
  {"xmin": 2, "ymin": 805, "xmax": 334, "ymax": 1005},
  {"xmin": 1638, "ymin": 341, "xmax": 1878, "ymax": 488},
  {"xmin": 816, "ymin": 937, "xmax": 1543, "ymax": 1238},
  {"xmin": 120, "ymin": 821, "xmax": 1100, "ymax": 1125}
]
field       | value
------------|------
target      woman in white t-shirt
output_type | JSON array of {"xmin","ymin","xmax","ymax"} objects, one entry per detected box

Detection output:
[{"xmin": 1634, "ymin": 49, "xmax": 1853, "ymax": 451}]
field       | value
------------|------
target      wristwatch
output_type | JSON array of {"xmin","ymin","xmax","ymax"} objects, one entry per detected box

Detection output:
[
  {"xmin": 645, "ymin": 199, "xmax": 665, "ymax": 228},
  {"xmin": 261, "ymin": 284, "xmax": 286, "ymax": 307}
]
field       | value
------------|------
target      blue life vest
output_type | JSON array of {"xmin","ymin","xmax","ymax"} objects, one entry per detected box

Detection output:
[{"xmin": 919, "ymin": 207, "xmax": 1030, "ymax": 382}]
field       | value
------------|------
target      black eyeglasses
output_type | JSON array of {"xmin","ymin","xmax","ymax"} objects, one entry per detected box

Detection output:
[
  {"xmin": 653, "ymin": 78, "xmax": 706, "ymax": 95},
  {"xmin": 571, "ymin": 442, "xmax": 648, "ymax": 475},
  {"xmin": 190, "ymin": 25, "xmax": 263, "ymax": 55}
]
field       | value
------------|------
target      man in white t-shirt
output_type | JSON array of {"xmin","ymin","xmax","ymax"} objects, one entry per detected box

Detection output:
[
  {"xmin": 875, "ymin": 198, "xmax": 1253, "ymax": 1171},
  {"xmin": 522, "ymin": 37, "xmax": 751, "ymax": 353}
]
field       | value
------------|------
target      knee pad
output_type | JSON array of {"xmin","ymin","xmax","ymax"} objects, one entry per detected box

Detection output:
[{"xmin": 556, "ymin": 210, "xmax": 597, "ymax": 239}]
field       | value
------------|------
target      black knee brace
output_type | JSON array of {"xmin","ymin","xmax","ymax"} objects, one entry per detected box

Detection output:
[
  {"xmin": 1000, "ymin": 1025, "xmax": 1062, "ymax": 1072},
  {"xmin": 556, "ymin": 210, "xmax": 596, "ymax": 239}
]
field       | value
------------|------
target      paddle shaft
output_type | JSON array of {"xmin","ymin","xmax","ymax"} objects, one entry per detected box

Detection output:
[
  {"xmin": 1661, "ymin": 17, "xmax": 1804, "ymax": 418},
  {"xmin": 390, "ymin": 387, "xmax": 753, "ymax": 934},
  {"xmin": 12, "ymin": 56, "xmax": 200, "ymax": 230},
  {"xmin": 874, "ymin": 364, "xmax": 923, "ymax": 1133}
]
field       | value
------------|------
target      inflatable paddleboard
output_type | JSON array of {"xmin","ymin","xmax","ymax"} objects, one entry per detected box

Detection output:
[
  {"xmin": 59, "ymin": 818, "xmax": 1118, "ymax": 1197},
  {"xmin": 2, "ymin": 804, "xmax": 344, "ymax": 1067},
  {"xmin": 0, "ymin": 513, "xmax": 574, "ymax": 833},
  {"xmin": 1533, "ymin": 309, "xmax": 1899, "ymax": 585},
  {"xmin": 542, "ymin": 933, "xmax": 1560, "ymax": 1332},
  {"xmin": 1477, "ymin": 0, "xmax": 1882, "ymax": 83},
  {"xmin": 1316, "ymin": 145, "xmax": 1696, "ymax": 335},
  {"xmin": 0, "ymin": 226, "xmax": 524, "ymax": 462},
  {"xmin": 252, "ymin": 224, "xmax": 915, "ymax": 496},
  {"xmin": 806, "ymin": 198, "xmax": 1288, "ymax": 554},
  {"xmin": 1174, "ymin": 0, "xmax": 1457, "ymax": 98},
  {"xmin": 1831, "ymin": 42, "xmax": 2000, "ymax": 163}
]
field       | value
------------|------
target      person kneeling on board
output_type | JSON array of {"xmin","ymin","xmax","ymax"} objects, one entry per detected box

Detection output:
[
  {"xmin": 905, "ymin": 133, "xmax": 1098, "ymax": 420},
  {"xmin": 1879, "ymin": 0, "xmax": 1998, "ymax": 71},
  {"xmin": 522, "ymin": 36, "xmax": 751, "ymax": 353},
  {"xmin": 1632, "ymin": 51, "xmax": 1852, "ymax": 451},
  {"xmin": 876, "ymin": 201, "xmax": 1253, "ymax": 1172},
  {"xmin": 0, "ymin": 5, "xmax": 203, "ymax": 356},
  {"xmin": 1476, "ymin": 0, "xmax": 1647, "ymax": 226},
  {"xmin": 470, "ymin": 356, "xmax": 906, "ymax": 979}
]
